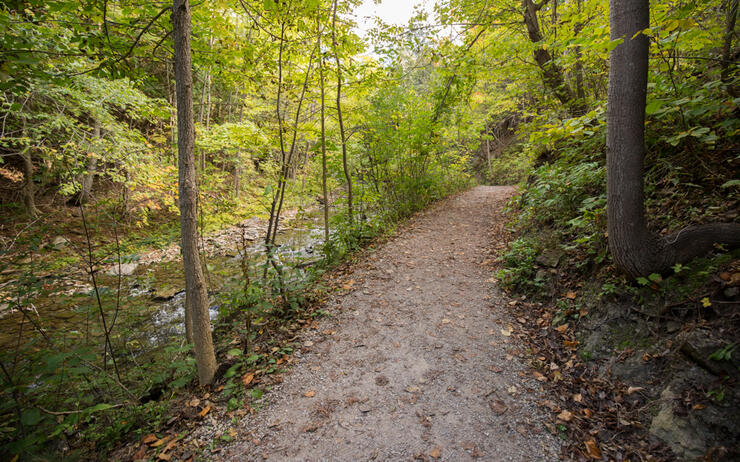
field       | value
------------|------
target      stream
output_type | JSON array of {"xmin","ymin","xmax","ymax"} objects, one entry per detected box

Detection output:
[{"xmin": 0, "ymin": 210, "xmax": 327, "ymax": 353}]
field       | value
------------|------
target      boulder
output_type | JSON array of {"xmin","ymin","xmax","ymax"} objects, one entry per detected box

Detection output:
[
  {"xmin": 535, "ymin": 249, "xmax": 564, "ymax": 268},
  {"xmin": 106, "ymin": 263, "xmax": 139, "ymax": 276}
]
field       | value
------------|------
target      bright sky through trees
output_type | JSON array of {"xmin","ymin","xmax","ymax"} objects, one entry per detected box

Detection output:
[{"xmin": 354, "ymin": 0, "xmax": 434, "ymax": 36}]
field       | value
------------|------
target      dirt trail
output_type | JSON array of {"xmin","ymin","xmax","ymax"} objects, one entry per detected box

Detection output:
[{"xmin": 220, "ymin": 186, "xmax": 560, "ymax": 461}]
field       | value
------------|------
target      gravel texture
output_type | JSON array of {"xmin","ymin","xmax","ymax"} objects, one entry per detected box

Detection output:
[{"xmin": 219, "ymin": 186, "xmax": 561, "ymax": 461}]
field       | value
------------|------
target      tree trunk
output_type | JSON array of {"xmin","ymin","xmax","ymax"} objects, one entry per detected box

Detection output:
[
  {"xmin": 318, "ymin": 15, "xmax": 330, "ymax": 244},
  {"xmin": 20, "ymin": 120, "xmax": 39, "ymax": 219},
  {"xmin": 721, "ymin": 0, "xmax": 738, "ymax": 85},
  {"xmin": 172, "ymin": 0, "xmax": 217, "ymax": 385},
  {"xmin": 606, "ymin": 0, "xmax": 740, "ymax": 278},
  {"xmin": 78, "ymin": 120, "xmax": 101, "ymax": 205},
  {"xmin": 20, "ymin": 150, "xmax": 38, "ymax": 219},
  {"xmin": 332, "ymin": 0, "xmax": 353, "ymax": 225},
  {"xmin": 522, "ymin": 0, "xmax": 585, "ymax": 115}
]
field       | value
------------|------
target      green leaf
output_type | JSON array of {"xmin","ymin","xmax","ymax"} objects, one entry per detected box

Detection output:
[
  {"xmin": 720, "ymin": 180, "xmax": 740, "ymax": 189},
  {"xmin": 228, "ymin": 348, "xmax": 242, "ymax": 357},
  {"xmin": 21, "ymin": 408, "xmax": 42, "ymax": 426}
]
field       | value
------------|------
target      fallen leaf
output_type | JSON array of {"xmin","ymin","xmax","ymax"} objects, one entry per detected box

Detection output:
[
  {"xmin": 533, "ymin": 371, "xmax": 547, "ymax": 382},
  {"xmin": 500, "ymin": 328, "xmax": 512, "ymax": 337},
  {"xmin": 198, "ymin": 405, "xmax": 211, "ymax": 418},
  {"xmin": 161, "ymin": 437, "xmax": 178, "ymax": 454},
  {"xmin": 557, "ymin": 410, "xmax": 574, "ymax": 422},
  {"xmin": 555, "ymin": 323, "xmax": 569, "ymax": 333},
  {"xmin": 441, "ymin": 318, "xmax": 452, "ymax": 324},
  {"xmin": 584, "ymin": 438, "xmax": 602, "ymax": 459},
  {"xmin": 429, "ymin": 446, "xmax": 442, "ymax": 459},
  {"xmin": 132, "ymin": 444, "xmax": 147, "ymax": 461},
  {"xmin": 692, "ymin": 404, "xmax": 706, "ymax": 410},
  {"xmin": 142, "ymin": 434, "xmax": 158, "ymax": 444},
  {"xmin": 627, "ymin": 386, "xmax": 644, "ymax": 395},
  {"xmin": 489, "ymin": 399, "xmax": 508, "ymax": 415},
  {"xmin": 342, "ymin": 279, "xmax": 355, "ymax": 290},
  {"xmin": 151, "ymin": 436, "xmax": 171, "ymax": 448},
  {"xmin": 304, "ymin": 390, "xmax": 316, "ymax": 398},
  {"xmin": 187, "ymin": 398, "xmax": 200, "ymax": 407},
  {"xmin": 572, "ymin": 393, "xmax": 583, "ymax": 403},
  {"xmin": 158, "ymin": 453, "xmax": 172, "ymax": 461},
  {"xmin": 406, "ymin": 385, "xmax": 421, "ymax": 393},
  {"xmin": 242, "ymin": 373, "xmax": 255, "ymax": 386},
  {"xmin": 583, "ymin": 408, "xmax": 593, "ymax": 418},
  {"xmin": 565, "ymin": 291, "xmax": 577, "ymax": 299}
]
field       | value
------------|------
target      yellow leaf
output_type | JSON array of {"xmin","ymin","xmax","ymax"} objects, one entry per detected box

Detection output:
[
  {"xmin": 584, "ymin": 438, "xmax": 602, "ymax": 459},
  {"xmin": 701, "ymin": 297, "xmax": 711, "ymax": 308},
  {"xmin": 304, "ymin": 390, "xmax": 316, "ymax": 398}
]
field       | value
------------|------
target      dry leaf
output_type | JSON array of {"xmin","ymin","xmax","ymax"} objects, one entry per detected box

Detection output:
[
  {"xmin": 158, "ymin": 453, "xmax": 172, "ymax": 461},
  {"xmin": 342, "ymin": 279, "xmax": 355, "ymax": 290},
  {"xmin": 500, "ymin": 328, "xmax": 512, "ymax": 337},
  {"xmin": 489, "ymin": 399, "xmax": 508, "ymax": 415},
  {"xmin": 132, "ymin": 444, "xmax": 148, "ymax": 461},
  {"xmin": 151, "ymin": 436, "xmax": 170, "ymax": 448},
  {"xmin": 187, "ymin": 398, "xmax": 200, "ymax": 407},
  {"xmin": 242, "ymin": 373, "xmax": 255, "ymax": 386},
  {"xmin": 583, "ymin": 408, "xmax": 593, "ymax": 418},
  {"xmin": 584, "ymin": 438, "xmax": 602, "ymax": 459},
  {"xmin": 627, "ymin": 386, "xmax": 644, "ymax": 395},
  {"xmin": 161, "ymin": 437, "xmax": 178, "ymax": 454},
  {"xmin": 429, "ymin": 446, "xmax": 442, "ymax": 459},
  {"xmin": 555, "ymin": 323, "xmax": 569, "ymax": 333},
  {"xmin": 572, "ymin": 393, "xmax": 583, "ymax": 403},
  {"xmin": 557, "ymin": 410, "xmax": 574, "ymax": 422},
  {"xmin": 566, "ymin": 291, "xmax": 577, "ymax": 300},
  {"xmin": 533, "ymin": 371, "xmax": 547, "ymax": 382},
  {"xmin": 142, "ymin": 434, "xmax": 158, "ymax": 444},
  {"xmin": 304, "ymin": 390, "xmax": 316, "ymax": 398},
  {"xmin": 198, "ymin": 405, "xmax": 211, "ymax": 418},
  {"xmin": 441, "ymin": 318, "xmax": 452, "ymax": 324}
]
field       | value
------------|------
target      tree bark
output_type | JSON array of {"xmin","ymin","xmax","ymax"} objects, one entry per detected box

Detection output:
[
  {"xmin": 78, "ymin": 120, "xmax": 101, "ymax": 205},
  {"xmin": 20, "ymin": 120, "xmax": 39, "ymax": 219},
  {"xmin": 172, "ymin": 0, "xmax": 217, "ymax": 385},
  {"xmin": 522, "ymin": 0, "xmax": 585, "ymax": 115},
  {"xmin": 318, "ymin": 15, "xmax": 330, "ymax": 245},
  {"xmin": 332, "ymin": 0, "xmax": 353, "ymax": 225},
  {"xmin": 606, "ymin": 0, "xmax": 740, "ymax": 278},
  {"xmin": 721, "ymin": 0, "xmax": 738, "ymax": 85}
]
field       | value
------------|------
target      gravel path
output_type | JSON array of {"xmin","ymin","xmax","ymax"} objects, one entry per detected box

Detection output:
[{"xmin": 220, "ymin": 186, "xmax": 560, "ymax": 461}]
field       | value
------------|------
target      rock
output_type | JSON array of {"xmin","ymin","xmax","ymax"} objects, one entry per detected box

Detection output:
[
  {"xmin": 106, "ymin": 263, "xmax": 138, "ymax": 276},
  {"xmin": 153, "ymin": 287, "xmax": 179, "ymax": 301},
  {"xmin": 535, "ymin": 249, "xmax": 564, "ymax": 268},
  {"xmin": 679, "ymin": 328, "xmax": 739, "ymax": 376},
  {"xmin": 51, "ymin": 236, "xmax": 70, "ymax": 248},
  {"xmin": 535, "ymin": 269, "xmax": 548, "ymax": 281},
  {"xmin": 650, "ymin": 387, "xmax": 706, "ymax": 460}
]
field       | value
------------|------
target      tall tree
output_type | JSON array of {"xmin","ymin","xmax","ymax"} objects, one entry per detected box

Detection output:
[
  {"xmin": 172, "ymin": 0, "xmax": 217, "ymax": 385},
  {"xmin": 606, "ymin": 0, "xmax": 740, "ymax": 278},
  {"xmin": 318, "ymin": 13, "xmax": 330, "ymax": 244},
  {"xmin": 332, "ymin": 0, "xmax": 353, "ymax": 225}
]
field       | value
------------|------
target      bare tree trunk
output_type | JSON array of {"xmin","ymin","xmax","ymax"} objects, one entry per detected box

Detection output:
[
  {"xmin": 332, "ymin": 0, "xmax": 353, "ymax": 225},
  {"xmin": 20, "ymin": 120, "xmax": 39, "ymax": 219},
  {"xmin": 78, "ymin": 120, "xmax": 101, "ymax": 205},
  {"xmin": 20, "ymin": 150, "xmax": 38, "ymax": 219},
  {"xmin": 172, "ymin": 0, "xmax": 217, "ymax": 385},
  {"xmin": 318, "ymin": 14, "xmax": 330, "ymax": 244},
  {"xmin": 574, "ymin": 0, "xmax": 586, "ymax": 102},
  {"xmin": 606, "ymin": 0, "xmax": 740, "ymax": 278},
  {"xmin": 522, "ymin": 0, "xmax": 585, "ymax": 115},
  {"xmin": 721, "ymin": 0, "xmax": 738, "ymax": 85}
]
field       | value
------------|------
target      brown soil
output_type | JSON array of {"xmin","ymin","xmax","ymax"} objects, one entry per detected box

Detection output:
[{"xmin": 218, "ymin": 186, "xmax": 560, "ymax": 461}]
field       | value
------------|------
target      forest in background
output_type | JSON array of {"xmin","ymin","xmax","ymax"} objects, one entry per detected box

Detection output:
[{"xmin": 0, "ymin": 0, "xmax": 738, "ymax": 459}]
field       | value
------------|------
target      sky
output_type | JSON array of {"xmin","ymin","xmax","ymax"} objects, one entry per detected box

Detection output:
[{"xmin": 353, "ymin": 0, "xmax": 435, "ymax": 37}]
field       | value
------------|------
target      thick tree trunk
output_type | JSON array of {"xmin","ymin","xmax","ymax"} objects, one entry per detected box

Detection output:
[
  {"xmin": 172, "ymin": 0, "xmax": 217, "ymax": 385},
  {"xmin": 607, "ymin": 0, "xmax": 740, "ymax": 278},
  {"xmin": 522, "ymin": 0, "xmax": 584, "ymax": 114},
  {"xmin": 332, "ymin": 0, "xmax": 353, "ymax": 225}
]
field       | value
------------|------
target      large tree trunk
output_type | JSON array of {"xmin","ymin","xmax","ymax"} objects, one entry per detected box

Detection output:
[
  {"xmin": 523, "ymin": 0, "xmax": 585, "ymax": 115},
  {"xmin": 332, "ymin": 0, "xmax": 353, "ymax": 225},
  {"xmin": 172, "ymin": 0, "xmax": 217, "ymax": 385},
  {"xmin": 722, "ymin": 0, "xmax": 738, "ymax": 86},
  {"xmin": 606, "ymin": 0, "xmax": 740, "ymax": 279}
]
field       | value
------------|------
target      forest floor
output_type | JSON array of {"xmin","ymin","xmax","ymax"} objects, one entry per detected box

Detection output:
[{"xmin": 212, "ymin": 186, "xmax": 561, "ymax": 461}]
